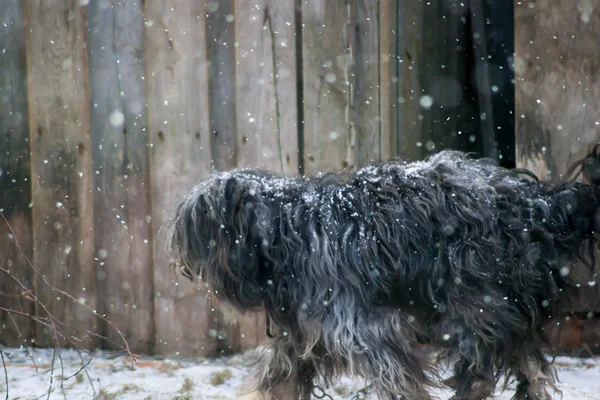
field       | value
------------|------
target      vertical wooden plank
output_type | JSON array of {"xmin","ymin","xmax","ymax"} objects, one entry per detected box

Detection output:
[
  {"xmin": 0, "ymin": 0, "xmax": 34, "ymax": 347},
  {"xmin": 487, "ymin": 0, "xmax": 514, "ymax": 168},
  {"xmin": 354, "ymin": 0, "xmax": 382, "ymax": 167},
  {"xmin": 86, "ymin": 0, "xmax": 154, "ymax": 353},
  {"xmin": 296, "ymin": 1, "xmax": 306, "ymax": 176},
  {"xmin": 205, "ymin": 0, "xmax": 247, "ymax": 355},
  {"xmin": 302, "ymin": 0, "xmax": 385, "ymax": 174},
  {"xmin": 419, "ymin": 0, "xmax": 476, "ymax": 156},
  {"xmin": 302, "ymin": 1, "xmax": 354, "ymax": 174},
  {"xmin": 207, "ymin": 0, "xmax": 237, "ymax": 172},
  {"xmin": 379, "ymin": 0, "xmax": 397, "ymax": 162},
  {"xmin": 235, "ymin": 0, "xmax": 298, "ymax": 176},
  {"xmin": 25, "ymin": 0, "xmax": 97, "ymax": 348},
  {"xmin": 145, "ymin": 0, "xmax": 217, "ymax": 357},
  {"xmin": 396, "ymin": 0, "xmax": 425, "ymax": 161},
  {"xmin": 469, "ymin": 0, "xmax": 497, "ymax": 160},
  {"xmin": 233, "ymin": 0, "xmax": 299, "ymax": 352}
]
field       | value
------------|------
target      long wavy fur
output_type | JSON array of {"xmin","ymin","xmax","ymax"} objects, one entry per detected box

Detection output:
[{"xmin": 168, "ymin": 150, "xmax": 600, "ymax": 400}]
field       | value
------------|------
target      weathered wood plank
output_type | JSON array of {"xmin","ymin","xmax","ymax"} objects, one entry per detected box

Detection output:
[
  {"xmin": 233, "ymin": 0, "xmax": 299, "ymax": 352},
  {"xmin": 514, "ymin": 0, "xmax": 600, "ymax": 309},
  {"xmin": 354, "ymin": 0, "xmax": 382, "ymax": 167},
  {"xmin": 205, "ymin": 0, "xmax": 249, "ymax": 355},
  {"xmin": 0, "ymin": 0, "xmax": 34, "ymax": 347},
  {"xmin": 379, "ymin": 0, "xmax": 397, "ymax": 162},
  {"xmin": 469, "ymin": 0, "xmax": 497, "ymax": 160},
  {"xmin": 420, "ymin": 0, "xmax": 476, "ymax": 156},
  {"xmin": 144, "ymin": 0, "xmax": 216, "ymax": 357},
  {"xmin": 486, "ymin": 0, "xmax": 515, "ymax": 167},
  {"xmin": 235, "ymin": 0, "xmax": 298, "ymax": 176},
  {"xmin": 396, "ymin": 1, "xmax": 425, "ymax": 161},
  {"xmin": 302, "ymin": 0, "xmax": 389, "ymax": 174},
  {"xmin": 86, "ymin": 0, "xmax": 154, "ymax": 353},
  {"xmin": 25, "ymin": 0, "xmax": 97, "ymax": 348},
  {"xmin": 207, "ymin": 0, "xmax": 237, "ymax": 172},
  {"xmin": 302, "ymin": 1, "xmax": 355, "ymax": 174}
]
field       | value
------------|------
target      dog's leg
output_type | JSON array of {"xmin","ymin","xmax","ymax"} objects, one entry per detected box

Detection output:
[
  {"xmin": 322, "ymin": 310, "xmax": 434, "ymax": 400},
  {"xmin": 238, "ymin": 339, "xmax": 315, "ymax": 400},
  {"xmin": 438, "ymin": 320, "xmax": 496, "ymax": 400},
  {"xmin": 450, "ymin": 351, "xmax": 495, "ymax": 400},
  {"xmin": 511, "ymin": 342, "xmax": 558, "ymax": 400}
]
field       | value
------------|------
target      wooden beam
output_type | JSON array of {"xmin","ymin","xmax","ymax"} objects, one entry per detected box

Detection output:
[
  {"xmin": 145, "ymin": 0, "xmax": 217, "ymax": 357},
  {"xmin": 25, "ymin": 0, "xmax": 97, "ymax": 348},
  {"xmin": 0, "ymin": 0, "xmax": 34, "ymax": 347},
  {"xmin": 86, "ymin": 0, "xmax": 154, "ymax": 353},
  {"xmin": 379, "ymin": 0, "xmax": 398, "ymax": 162},
  {"xmin": 302, "ymin": 0, "xmax": 388, "ymax": 175},
  {"xmin": 396, "ymin": 0, "xmax": 426, "ymax": 161}
]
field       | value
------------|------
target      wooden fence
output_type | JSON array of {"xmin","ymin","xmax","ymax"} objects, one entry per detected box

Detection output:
[
  {"xmin": 0, "ymin": 0, "xmax": 403, "ymax": 357},
  {"xmin": 2, "ymin": 0, "xmax": 581, "ymax": 358}
]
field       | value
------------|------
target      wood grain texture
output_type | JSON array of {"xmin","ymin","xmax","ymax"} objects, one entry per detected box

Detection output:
[
  {"xmin": 87, "ymin": 0, "xmax": 154, "ymax": 353},
  {"xmin": 395, "ymin": 0, "xmax": 425, "ymax": 161},
  {"xmin": 469, "ymin": 0, "xmax": 496, "ymax": 160},
  {"xmin": 24, "ymin": 0, "xmax": 97, "ymax": 348},
  {"xmin": 301, "ymin": 0, "xmax": 355, "ymax": 174},
  {"xmin": 205, "ymin": 0, "xmax": 250, "ymax": 355},
  {"xmin": 232, "ymin": 0, "xmax": 299, "ymax": 352},
  {"xmin": 207, "ymin": 0, "xmax": 237, "ymax": 172},
  {"xmin": 379, "ymin": 0, "xmax": 397, "ymax": 162},
  {"xmin": 144, "ymin": 0, "xmax": 217, "ymax": 357},
  {"xmin": 0, "ymin": 0, "xmax": 34, "ymax": 347},
  {"xmin": 235, "ymin": 0, "xmax": 298, "ymax": 175},
  {"xmin": 353, "ymin": 0, "xmax": 382, "ymax": 168},
  {"xmin": 419, "ymin": 0, "xmax": 477, "ymax": 156},
  {"xmin": 302, "ymin": 0, "xmax": 386, "ymax": 174},
  {"xmin": 486, "ymin": 0, "xmax": 515, "ymax": 167},
  {"xmin": 514, "ymin": 0, "xmax": 600, "ymax": 309}
]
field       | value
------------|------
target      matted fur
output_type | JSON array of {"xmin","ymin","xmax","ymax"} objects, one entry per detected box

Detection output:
[{"xmin": 168, "ymin": 150, "xmax": 600, "ymax": 400}]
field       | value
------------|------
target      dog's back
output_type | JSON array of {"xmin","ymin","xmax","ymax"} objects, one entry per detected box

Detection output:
[{"xmin": 170, "ymin": 148, "xmax": 600, "ymax": 400}]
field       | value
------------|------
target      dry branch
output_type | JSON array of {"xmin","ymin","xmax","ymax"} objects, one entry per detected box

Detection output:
[{"xmin": 0, "ymin": 212, "xmax": 139, "ymax": 398}]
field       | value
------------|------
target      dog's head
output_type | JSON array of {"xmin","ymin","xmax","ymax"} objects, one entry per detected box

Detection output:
[{"xmin": 168, "ymin": 169, "xmax": 281, "ymax": 311}]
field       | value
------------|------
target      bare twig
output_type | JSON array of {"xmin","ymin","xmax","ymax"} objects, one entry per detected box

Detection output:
[
  {"xmin": 46, "ymin": 345, "xmax": 57, "ymax": 400},
  {"xmin": 58, "ymin": 354, "xmax": 67, "ymax": 400},
  {"xmin": 26, "ymin": 348, "xmax": 39, "ymax": 373},
  {"xmin": 61, "ymin": 352, "xmax": 93, "ymax": 382},
  {"xmin": 0, "ymin": 212, "xmax": 138, "ymax": 399},
  {"xmin": 0, "ymin": 349, "xmax": 8, "ymax": 400},
  {"xmin": 0, "ymin": 265, "xmax": 61, "ymax": 398},
  {"xmin": 0, "ymin": 213, "xmax": 139, "ymax": 366}
]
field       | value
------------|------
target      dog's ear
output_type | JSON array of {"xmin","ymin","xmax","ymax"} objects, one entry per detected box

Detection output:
[
  {"xmin": 223, "ymin": 176, "xmax": 274, "ymax": 274},
  {"xmin": 168, "ymin": 172, "xmax": 274, "ymax": 310},
  {"xmin": 207, "ymin": 173, "xmax": 275, "ymax": 308}
]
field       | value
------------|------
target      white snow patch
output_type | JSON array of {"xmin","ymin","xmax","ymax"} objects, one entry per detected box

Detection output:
[{"xmin": 0, "ymin": 348, "xmax": 599, "ymax": 399}]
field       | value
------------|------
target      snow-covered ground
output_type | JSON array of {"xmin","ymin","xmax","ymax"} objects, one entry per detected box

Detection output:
[{"xmin": 1, "ymin": 347, "xmax": 599, "ymax": 399}]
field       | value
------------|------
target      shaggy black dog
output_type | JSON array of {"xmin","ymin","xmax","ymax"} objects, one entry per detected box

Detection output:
[{"xmin": 168, "ymin": 150, "xmax": 600, "ymax": 400}]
